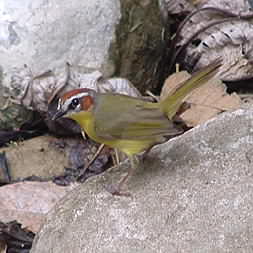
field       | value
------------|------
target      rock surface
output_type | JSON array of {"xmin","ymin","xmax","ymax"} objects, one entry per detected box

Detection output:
[
  {"xmin": 1, "ymin": 0, "xmax": 164, "ymax": 93},
  {"xmin": 0, "ymin": 136, "xmax": 67, "ymax": 181},
  {"xmin": 0, "ymin": 181, "xmax": 76, "ymax": 233},
  {"xmin": 0, "ymin": 0, "xmax": 121, "ymax": 80},
  {"xmin": 1, "ymin": 0, "xmax": 164, "ymax": 92},
  {"xmin": 31, "ymin": 108, "xmax": 253, "ymax": 253}
]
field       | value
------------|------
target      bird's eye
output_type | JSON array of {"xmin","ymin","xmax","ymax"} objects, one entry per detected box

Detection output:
[{"xmin": 70, "ymin": 98, "xmax": 79, "ymax": 109}]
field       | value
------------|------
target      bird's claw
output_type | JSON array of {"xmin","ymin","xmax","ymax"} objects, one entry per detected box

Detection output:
[{"xmin": 105, "ymin": 184, "xmax": 132, "ymax": 198}]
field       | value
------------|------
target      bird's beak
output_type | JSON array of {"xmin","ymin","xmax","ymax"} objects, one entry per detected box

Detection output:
[{"xmin": 51, "ymin": 109, "xmax": 67, "ymax": 121}]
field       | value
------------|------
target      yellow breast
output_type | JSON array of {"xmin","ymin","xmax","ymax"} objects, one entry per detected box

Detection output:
[{"xmin": 69, "ymin": 111, "xmax": 154, "ymax": 156}]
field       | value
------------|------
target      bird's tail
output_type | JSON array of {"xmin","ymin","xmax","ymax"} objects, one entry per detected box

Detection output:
[{"xmin": 159, "ymin": 59, "xmax": 222, "ymax": 119}]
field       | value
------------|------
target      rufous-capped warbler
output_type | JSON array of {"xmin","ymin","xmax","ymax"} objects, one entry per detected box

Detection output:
[{"xmin": 52, "ymin": 60, "xmax": 221, "ymax": 196}]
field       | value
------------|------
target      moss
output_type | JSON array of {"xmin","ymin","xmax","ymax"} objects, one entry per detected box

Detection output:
[
  {"xmin": 0, "ymin": 103, "xmax": 33, "ymax": 129},
  {"xmin": 112, "ymin": 0, "xmax": 168, "ymax": 93},
  {"xmin": 0, "ymin": 67, "xmax": 33, "ymax": 129}
]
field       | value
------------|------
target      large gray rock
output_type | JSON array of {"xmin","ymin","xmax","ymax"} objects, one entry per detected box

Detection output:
[
  {"xmin": 0, "ymin": 0, "xmax": 164, "ymax": 90},
  {"xmin": 31, "ymin": 108, "xmax": 253, "ymax": 253},
  {"xmin": 0, "ymin": 0, "xmax": 121, "ymax": 82},
  {"xmin": 0, "ymin": 0, "xmax": 120, "ymax": 129},
  {"xmin": 0, "ymin": 0, "xmax": 163, "ymax": 128}
]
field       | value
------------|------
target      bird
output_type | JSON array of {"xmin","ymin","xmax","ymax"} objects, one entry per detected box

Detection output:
[{"xmin": 51, "ymin": 60, "xmax": 221, "ymax": 196}]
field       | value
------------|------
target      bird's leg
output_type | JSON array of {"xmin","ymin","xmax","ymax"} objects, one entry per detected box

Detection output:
[
  {"xmin": 107, "ymin": 155, "xmax": 138, "ymax": 197},
  {"xmin": 146, "ymin": 90, "xmax": 159, "ymax": 102},
  {"xmin": 85, "ymin": 143, "xmax": 105, "ymax": 170},
  {"xmin": 115, "ymin": 148, "xmax": 120, "ymax": 165},
  {"xmin": 77, "ymin": 143, "xmax": 105, "ymax": 181},
  {"xmin": 118, "ymin": 156, "xmax": 137, "ymax": 190},
  {"xmin": 81, "ymin": 130, "xmax": 87, "ymax": 140},
  {"xmin": 141, "ymin": 145, "xmax": 154, "ymax": 163},
  {"xmin": 111, "ymin": 148, "xmax": 120, "ymax": 166}
]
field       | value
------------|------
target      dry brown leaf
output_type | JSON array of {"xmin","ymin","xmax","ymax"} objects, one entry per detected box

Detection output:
[
  {"xmin": 159, "ymin": 0, "xmax": 253, "ymax": 81},
  {"xmin": 160, "ymin": 70, "xmax": 191, "ymax": 101},
  {"xmin": 182, "ymin": 79, "xmax": 241, "ymax": 126},
  {"xmin": 160, "ymin": 70, "xmax": 241, "ymax": 126},
  {"xmin": 0, "ymin": 182, "xmax": 76, "ymax": 233},
  {"xmin": 160, "ymin": 0, "xmax": 251, "ymax": 21}
]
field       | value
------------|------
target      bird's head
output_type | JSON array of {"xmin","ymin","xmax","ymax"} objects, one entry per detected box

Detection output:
[{"xmin": 51, "ymin": 88, "xmax": 96, "ymax": 121}]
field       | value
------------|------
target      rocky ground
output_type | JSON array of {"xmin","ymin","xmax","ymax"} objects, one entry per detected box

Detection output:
[
  {"xmin": 1, "ymin": 0, "xmax": 253, "ymax": 252},
  {"xmin": 31, "ymin": 107, "xmax": 253, "ymax": 253}
]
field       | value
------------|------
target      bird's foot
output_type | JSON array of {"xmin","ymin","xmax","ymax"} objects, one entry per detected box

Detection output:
[{"xmin": 105, "ymin": 184, "xmax": 132, "ymax": 198}]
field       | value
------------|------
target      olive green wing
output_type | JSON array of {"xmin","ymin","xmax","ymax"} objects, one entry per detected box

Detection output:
[{"xmin": 93, "ymin": 93, "xmax": 182, "ymax": 141}]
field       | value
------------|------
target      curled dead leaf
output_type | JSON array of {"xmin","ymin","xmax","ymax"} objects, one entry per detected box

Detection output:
[
  {"xmin": 160, "ymin": 70, "xmax": 191, "ymax": 101},
  {"xmin": 161, "ymin": 69, "xmax": 242, "ymax": 126},
  {"xmin": 6, "ymin": 64, "xmax": 141, "ymax": 112}
]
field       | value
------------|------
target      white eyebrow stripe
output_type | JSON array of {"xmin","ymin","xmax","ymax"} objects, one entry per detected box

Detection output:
[
  {"xmin": 72, "ymin": 92, "xmax": 88, "ymax": 100},
  {"xmin": 57, "ymin": 98, "xmax": 62, "ymax": 110},
  {"xmin": 63, "ymin": 92, "xmax": 89, "ymax": 110},
  {"xmin": 65, "ymin": 92, "xmax": 89, "ymax": 103}
]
